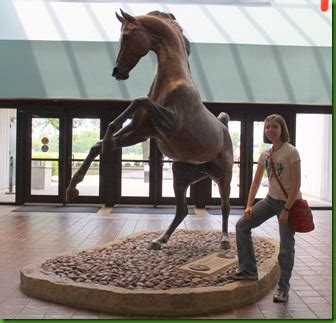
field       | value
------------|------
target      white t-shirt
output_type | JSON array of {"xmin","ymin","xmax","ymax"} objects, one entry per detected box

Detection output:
[{"xmin": 258, "ymin": 142, "xmax": 302, "ymax": 201}]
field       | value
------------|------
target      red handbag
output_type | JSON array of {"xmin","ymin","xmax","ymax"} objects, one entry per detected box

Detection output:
[
  {"xmin": 289, "ymin": 199, "xmax": 315, "ymax": 232},
  {"xmin": 269, "ymin": 153, "xmax": 315, "ymax": 233}
]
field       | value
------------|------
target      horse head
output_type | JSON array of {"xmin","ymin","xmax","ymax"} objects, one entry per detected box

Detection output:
[{"xmin": 112, "ymin": 9, "xmax": 151, "ymax": 80}]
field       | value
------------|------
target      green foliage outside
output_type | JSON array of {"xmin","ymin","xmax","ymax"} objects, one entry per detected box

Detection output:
[{"xmin": 230, "ymin": 132, "xmax": 240, "ymax": 152}]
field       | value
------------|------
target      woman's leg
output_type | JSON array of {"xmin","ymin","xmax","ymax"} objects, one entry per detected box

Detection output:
[
  {"xmin": 235, "ymin": 196, "xmax": 277, "ymax": 273},
  {"xmin": 277, "ymin": 219, "xmax": 295, "ymax": 292},
  {"xmin": 269, "ymin": 198, "xmax": 295, "ymax": 301}
]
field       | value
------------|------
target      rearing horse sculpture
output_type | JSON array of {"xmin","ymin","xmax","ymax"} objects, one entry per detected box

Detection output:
[{"xmin": 66, "ymin": 10, "xmax": 233, "ymax": 250}]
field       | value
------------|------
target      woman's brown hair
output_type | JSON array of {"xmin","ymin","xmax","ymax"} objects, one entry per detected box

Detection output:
[{"xmin": 263, "ymin": 114, "xmax": 290, "ymax": 143}]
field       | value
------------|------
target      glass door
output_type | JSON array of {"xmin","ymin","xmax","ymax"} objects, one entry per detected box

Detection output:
[
  {"xmin": 25, "ymin": 112, "xmax": 103, "ymax": 204},
  {"xmin": 69, "ymin": 117, "xmax": 101, "ymax": 201},
  {"xmin": 27, "ymin": 114, "xmax": 63, "ymax": 203}
]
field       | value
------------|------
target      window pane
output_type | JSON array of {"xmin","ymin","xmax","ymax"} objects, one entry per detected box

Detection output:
[
  {"xmin": 32, "ymin": 118, "xmax": 59, "ymax": 159},
  {"xmin": 253, "ymin": 121, "xmax": 272, "ymax": 162},
  {"xmin": 212, "ymin": 163, "xmax": 240, "ymax": 198},
  {"xmin": 31, "ymin": 160, "xmax": 58, "ymax": 195},
  {"xmin": 253, "ymin": 121, "xmax": 272, "ymax": 199},
  {"xmin": 72, "ymin": 118, "xmax": 100, "ymax": 160},
  {"xmin": 296, "ymin": 114, "xmax": 332, "ymax": 207},
  {"xmin": 121, "ymin": 161, "xmax": 150, "ymax": 197},
  {"xmin": 122, "ymin": 140, "xmax": 150, "ymax": 161}
]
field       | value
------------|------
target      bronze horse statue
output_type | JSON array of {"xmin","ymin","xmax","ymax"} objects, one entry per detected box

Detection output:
[{"xmin": 66, "ymin": 10, "xmax": 233, "ymax": 250}]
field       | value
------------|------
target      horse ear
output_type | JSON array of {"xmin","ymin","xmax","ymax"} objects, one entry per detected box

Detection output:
[
  {"xmin": 120, "ymin": 9, "xmax": 136, "ymax": 23},
  {"xmin": 168, "ymin": 13, "xmax": 176, "ymax": 20},
  {"xmin": 115, "ymin": 12, "xmax": 125, "ymax": 23}
]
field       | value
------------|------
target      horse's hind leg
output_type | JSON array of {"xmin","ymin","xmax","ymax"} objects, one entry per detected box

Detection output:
[
  {"xmin": 66, "ymin": 140, "xmax": 102, "ymax": 202},
  {"xmin": 148, "ymin": 162, "xmax": 208, "ymax": 250}
]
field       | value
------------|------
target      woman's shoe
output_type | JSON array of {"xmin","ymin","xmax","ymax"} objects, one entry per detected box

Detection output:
[
  {"xmin": 230, "ymin": 270, "xmax": 258, "ymax": 281},
  {"xmin": 273, "ymin": 289, "xmax": 289, "ymax": 302}
]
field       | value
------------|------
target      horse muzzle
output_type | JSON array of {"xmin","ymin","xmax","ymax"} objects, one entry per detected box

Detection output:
[{"xmin": 112, "ymin": 66, "xmax": 129, "ymax": 80}]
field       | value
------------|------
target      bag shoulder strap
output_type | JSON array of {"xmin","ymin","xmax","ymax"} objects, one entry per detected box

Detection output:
[{"xmin": 269, "ymin": 149, "xmax": 288, "ymax": 199}]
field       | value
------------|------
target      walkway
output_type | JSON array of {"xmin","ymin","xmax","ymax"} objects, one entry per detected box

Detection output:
[{"xmin": 0, "ymin": 205, "xmax": 332, "ymax": 319}]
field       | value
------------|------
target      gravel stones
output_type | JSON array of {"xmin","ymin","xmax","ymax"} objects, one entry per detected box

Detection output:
[{"xmin": 40, "ymin": 230, "xmax": 275, "ymax": 290}]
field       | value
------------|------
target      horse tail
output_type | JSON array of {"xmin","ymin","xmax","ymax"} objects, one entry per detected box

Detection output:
[{"xmin": 218, "ymin": 112, "xmax": 230, "ymax": 129}]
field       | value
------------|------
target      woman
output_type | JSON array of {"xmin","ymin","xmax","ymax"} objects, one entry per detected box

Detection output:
[{"xmin": 231, "ymin": 114, "xmax": 301, "ymax": 303}]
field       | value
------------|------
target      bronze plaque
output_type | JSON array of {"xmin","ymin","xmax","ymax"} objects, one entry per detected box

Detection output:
[{"xmin": 180, "ymin": 252, "xmax": 238, "ymax": 276}]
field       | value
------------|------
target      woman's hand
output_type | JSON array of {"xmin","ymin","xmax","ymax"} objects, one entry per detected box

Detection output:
[
  {"xmin": 244, "ymin": 207, "xmax": 253, "ymax": 221},
  {"xmin": 279, "ymin": 209, "xmax": 289, "ymax": 224}
]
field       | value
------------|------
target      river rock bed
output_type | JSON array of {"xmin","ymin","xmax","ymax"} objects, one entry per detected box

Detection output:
[{"xmin": 41, "ymin": 230, "xmax": 275, "ymax": 290}]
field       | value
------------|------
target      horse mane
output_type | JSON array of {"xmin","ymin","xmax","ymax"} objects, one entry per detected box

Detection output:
[{"xmin": 146, "ymin": 11, "xmax": 191, "ymax": 56}]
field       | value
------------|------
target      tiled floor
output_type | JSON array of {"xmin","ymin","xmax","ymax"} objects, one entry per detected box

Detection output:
[{"xmin": 0, "ymin": 205, "xmax": 332, "ymax": 319}]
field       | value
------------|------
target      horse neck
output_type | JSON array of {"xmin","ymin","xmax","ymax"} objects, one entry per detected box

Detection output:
[
  {"xmin": 157, "ymin": 51, "xmax": 190, "ymax": 78},
  {"xmin": 148, "ymin": 42, "xmax": 192, "ymax": 100}
]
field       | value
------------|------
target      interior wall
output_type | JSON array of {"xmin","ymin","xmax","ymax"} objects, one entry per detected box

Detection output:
[{"xmin": 296, "ymin": 114, "xmax": 332, "ymax": 203}]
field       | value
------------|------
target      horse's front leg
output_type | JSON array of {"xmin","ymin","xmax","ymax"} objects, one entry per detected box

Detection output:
[
  {"xmin": 102, "ymin": 97, "xmax": 152, "ymax": 153},
  {"xmin": 103, "ymin": 96, "xmax": 175, "ymax": 154}
]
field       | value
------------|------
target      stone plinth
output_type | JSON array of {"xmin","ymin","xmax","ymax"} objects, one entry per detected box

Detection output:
[{"xmin": 20, "ymin": 230, "xmax": 280, "ymax": 317}]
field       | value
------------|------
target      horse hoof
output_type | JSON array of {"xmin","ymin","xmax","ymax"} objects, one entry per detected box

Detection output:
[
  {"xmin": 65, "ymin": 188, "xmax": 79, "ymax": 202},
  {"xmin": 220, "ymin": 240, "xmax": 231, "ymax": 250},
  {"xmin": 147, "ymin": 241, "xmax": 162, "ymax": 250}
]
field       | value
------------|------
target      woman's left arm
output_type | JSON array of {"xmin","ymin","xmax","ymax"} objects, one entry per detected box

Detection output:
[{"xmin": 278, "ymin": 160, "xmax": 301, "ymax": 224}]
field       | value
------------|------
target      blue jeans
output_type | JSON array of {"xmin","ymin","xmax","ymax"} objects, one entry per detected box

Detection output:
[{"xmin": 235, "ymin": 195, "xmax": 295, "ymax": 293}]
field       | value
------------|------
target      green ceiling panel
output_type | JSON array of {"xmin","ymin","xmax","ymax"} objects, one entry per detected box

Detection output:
[{"xmin": 0, "ymin": 40, "xmax": 331, "ymax": 105}]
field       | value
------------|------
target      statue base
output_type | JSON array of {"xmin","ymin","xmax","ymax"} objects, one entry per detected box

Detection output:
[{"xmin": 20, "ymin": 230, "xmax": 280, "ymax": 317}]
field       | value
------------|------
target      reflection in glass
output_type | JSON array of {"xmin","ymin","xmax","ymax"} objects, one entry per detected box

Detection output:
[{"xmin": 121, "ymin": 161, "xmax": 150, "ymax": 197}]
